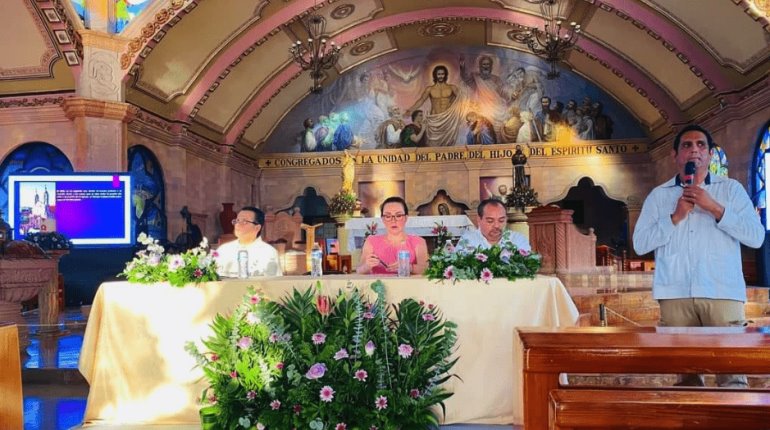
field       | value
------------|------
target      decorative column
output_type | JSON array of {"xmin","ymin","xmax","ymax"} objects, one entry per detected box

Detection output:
[{"xmin": 64, "ymin": 30, "xmax": 135, "ymax": 171}]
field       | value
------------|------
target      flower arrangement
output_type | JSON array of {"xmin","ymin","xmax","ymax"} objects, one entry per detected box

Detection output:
[
  {"xmin": 504, "ymin": 186, "xmax": 540, "ymax": 210},
  {"xmin": 364, "ymin": 221, "xmax": 378, "ymax": 239},
  {"xmin": 431, "ymin": 221, "xmax": 451, "ymax": 245},
  {"xmin": 119, "ymin": 233, "xmax": 219, "ymax": 287},
  {"xmin": 187, "ymin": 281, "xmax": 458, "ymax": 430},
  {"xmin": 424, "ymin": 239, "xmax": 541, "ymax": 283},
  {"xmin": 329, "ymin": 191, "xmax": 357, "ymax": 216},
  {"xmin": 23, "ymin": 231, "xmax": 72, "ymax": 251}
]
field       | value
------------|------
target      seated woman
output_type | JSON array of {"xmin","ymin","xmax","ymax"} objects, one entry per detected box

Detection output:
[{"xmin": 357, "ymin": 196, "xmax": 428, "ymax": 275}]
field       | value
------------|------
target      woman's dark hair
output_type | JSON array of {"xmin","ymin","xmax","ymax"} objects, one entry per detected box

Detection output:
[{"xmin": 380, "ymin": 196, "xmax": 408, "ymax": 215}]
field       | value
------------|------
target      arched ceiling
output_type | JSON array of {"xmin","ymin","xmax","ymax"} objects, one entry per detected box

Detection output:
[{"xmin": 2, "ymin": 0, "xmax": 770, "ymax": 157}]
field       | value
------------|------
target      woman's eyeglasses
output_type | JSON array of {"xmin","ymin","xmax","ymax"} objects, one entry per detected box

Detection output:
[
  {"xmin": 382, "ymin": 214, "xmax": 405, "ymax": 222},
  {"xmin": 232, "ymin": 219, "xmax": 259, "ymax": 225}
]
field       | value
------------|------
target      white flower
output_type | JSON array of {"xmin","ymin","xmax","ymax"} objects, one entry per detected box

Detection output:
[{"xmin": 167, "ymin": 255, "xmax": 186, "ymax": 272}]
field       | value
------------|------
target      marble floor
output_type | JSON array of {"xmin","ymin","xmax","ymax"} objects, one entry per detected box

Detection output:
[{"xmin": 19, "ymin": 307, "xmax": 513, "ymax": 430}]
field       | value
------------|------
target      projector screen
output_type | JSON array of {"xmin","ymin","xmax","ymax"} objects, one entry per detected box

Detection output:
[{"xmin": 8, "ymin": 173, "xmax": 133, "ymax": 246}]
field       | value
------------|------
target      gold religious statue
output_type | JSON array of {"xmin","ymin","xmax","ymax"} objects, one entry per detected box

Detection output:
[{"xmin": 341, "ymin": 149, "xmax": 355, "ymax": 194}]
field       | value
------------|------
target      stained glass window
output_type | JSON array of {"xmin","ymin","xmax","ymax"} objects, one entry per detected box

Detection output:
[
  {"xmin": 752, "ymin": 122, "xmax": 770, "ymax": 229},
  {"xmin": 127, "ymin": 145, "xmax": 166, "ymax": 241},
  {"xmin": 114, "ymin": 0, "xmax": 154, "ymax": 33},
  {"xmin": 0, "ymin": 142, "xmax": 73, "ymax": 226},
  {"xmin": 70, "ymin": 0, "xmax": 86, "ymax": 25},
  {"xmin": 709, "ymin": 144, "xmax": 728, "ymax": 177}
]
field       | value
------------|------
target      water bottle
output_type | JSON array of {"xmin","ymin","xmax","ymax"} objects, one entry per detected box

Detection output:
[
  {"xmin": 311, "ymin": 244, "xmax": 323, "ymax": 277},
  {"xmin": 237, "ymin": 250, "xmax": 249, "ymax": 279},
  {"xmin": 397, "ymin": 249, "xmax": 411, "ymax": 277}
]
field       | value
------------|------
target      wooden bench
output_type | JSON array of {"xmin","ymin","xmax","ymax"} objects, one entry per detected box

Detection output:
[
  {"xmin": 0, "ymin": 323, "xmax": 23, "ymax": 429},
  {"xmin": 517, "ymin": 326, "xmax": 770, "ymax": 430}
]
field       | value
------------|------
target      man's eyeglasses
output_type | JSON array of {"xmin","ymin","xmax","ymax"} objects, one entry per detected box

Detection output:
[
  {"xmin": 232, "ymin": 218, "xmax": 259, "ymax": 226},
  {"xmin": 382, "ymin": 214, "xmax": 406, "ymax": 222}
]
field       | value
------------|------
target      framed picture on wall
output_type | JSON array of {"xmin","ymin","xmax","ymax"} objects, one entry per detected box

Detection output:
[
  {"xmin": 358, "ymin": 180, "xmax": 405, "ymax": 217},
  {"xmin": 479, "ymin": 176, "xmax": 513, "ymax": 202}
]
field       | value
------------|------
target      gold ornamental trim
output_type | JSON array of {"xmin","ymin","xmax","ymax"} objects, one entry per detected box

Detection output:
[{"xmin": 62, "ymin": 98, "xmax": 139, "ymax": 123}]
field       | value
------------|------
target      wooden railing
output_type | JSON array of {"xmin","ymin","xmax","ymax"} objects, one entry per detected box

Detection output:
[
  {"xmin": 0, "ymin": 323, "xmax": 23, "ymax": 429},
  {"xmin": 517, "ymin": 326, "xmax": 770, "ymax": 429}
]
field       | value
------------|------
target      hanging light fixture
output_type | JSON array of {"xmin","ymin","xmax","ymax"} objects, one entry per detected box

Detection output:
[
  {"xmin": 289, "ymin": 11, "xmax": 341, "ymax": 93},
  {"xmin": 521, "ymin": 0, "xmax": 581, "ymax": 79}
]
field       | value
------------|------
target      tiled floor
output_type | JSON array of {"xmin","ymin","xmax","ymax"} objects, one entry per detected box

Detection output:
[{"xmin": 19, "ymin": 307, "xmax": 513, "ymax": 430}]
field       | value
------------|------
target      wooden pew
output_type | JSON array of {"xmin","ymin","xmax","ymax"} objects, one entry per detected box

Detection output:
[
  {"xmin": 517, "ymin": 326, "xmax": 770, "ymax": 430},
  {"xmin": 0, "ymin": 323, "xmax": 23, "ymax": 429}
]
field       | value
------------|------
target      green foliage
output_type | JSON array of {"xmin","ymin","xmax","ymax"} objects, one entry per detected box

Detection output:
[
  {"xmin": 424, "ymin": 239, "xmax": 541, "ymax": 283},
  {"xmin": 119, "ymin": 233, "xmax": 219, "ymax": 287},
  {"xmin": 188, "ymin": 281, "xmax": 458, "ymax": 430},
  {"xmin": 329, "ymin": 191, "xmax": 357, "ymax": 215}
]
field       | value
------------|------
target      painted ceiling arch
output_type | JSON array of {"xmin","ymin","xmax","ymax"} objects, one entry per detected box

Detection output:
[{"xmin": 2, "ymin": 0, "xmax": 770, "ymax": 158}]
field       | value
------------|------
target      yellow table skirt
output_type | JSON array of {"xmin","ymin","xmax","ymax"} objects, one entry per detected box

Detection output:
[{"xmin": 79, "ymin": 275, "xmax": 578, "ymax": 426}]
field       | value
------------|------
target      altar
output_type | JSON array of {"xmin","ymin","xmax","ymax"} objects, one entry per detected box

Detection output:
[{"xmin": 78, "ymin": 275, "xmax": 578, "ymax": 426}]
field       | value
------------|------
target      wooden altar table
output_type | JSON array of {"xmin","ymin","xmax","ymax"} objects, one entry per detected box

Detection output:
[{"xmin": 78, "ymin": 275, "xmax": 578, "ymax": 426}]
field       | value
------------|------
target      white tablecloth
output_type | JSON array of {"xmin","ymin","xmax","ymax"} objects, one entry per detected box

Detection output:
[{"xmin": 78, "ymin": 275, "xmax": 578, "ymax": 426}]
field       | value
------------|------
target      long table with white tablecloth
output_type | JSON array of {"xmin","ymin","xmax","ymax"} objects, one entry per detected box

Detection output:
[{"xmin": 78, "ymin": 275, "xmax": 578, "ymax": 426}]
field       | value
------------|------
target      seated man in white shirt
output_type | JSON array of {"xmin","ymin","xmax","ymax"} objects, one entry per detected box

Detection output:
[
  {"xmin": 215, "ymin": 206, "xmax": 283, "ymax": 277},
  {"xmin": 457, "ymin": 198, "xmax": 531, "ymax": 252}
]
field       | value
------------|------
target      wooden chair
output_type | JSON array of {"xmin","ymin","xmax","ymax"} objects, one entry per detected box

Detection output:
[
  {"xmin": 517, "ymin": 326, "xmax": 770, "ymax": 430},
  {"xmin": 0, "ymin": 323, "xmax": 23, "ymax": 429}
]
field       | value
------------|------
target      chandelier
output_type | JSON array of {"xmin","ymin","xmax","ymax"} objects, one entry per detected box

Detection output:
[
  {"xmin": 289, "ymin": 13, "xmax": 341, "ymax": 93},
  {"xmin": 521, "ymin": 0, "xmax": 581, "ymax": 79}
]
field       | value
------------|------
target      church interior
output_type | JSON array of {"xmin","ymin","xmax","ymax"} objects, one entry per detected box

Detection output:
[{"xmin": 1, "ymin": 0, "xmax": 770, "ymax": 428}]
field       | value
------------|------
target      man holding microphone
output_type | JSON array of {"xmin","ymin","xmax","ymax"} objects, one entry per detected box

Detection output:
[{"xmin": 633, "ymin": 124, "xmax": 764, "ymax": 387}]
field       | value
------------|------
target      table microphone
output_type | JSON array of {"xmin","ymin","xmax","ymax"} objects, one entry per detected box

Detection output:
[{"xmin": 683, "ymin": 161, "xmax": 696, "ymax": 186}]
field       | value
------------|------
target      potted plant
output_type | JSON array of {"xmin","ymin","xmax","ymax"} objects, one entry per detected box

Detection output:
[{"xmin": 329, "ymin": 191, "xmax": 357, "ymax": 223}]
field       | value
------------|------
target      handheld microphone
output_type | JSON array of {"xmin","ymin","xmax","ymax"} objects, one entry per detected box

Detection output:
[{"xmin": 683, "ymin": 161, "xmax": 696, "ymax": 186}]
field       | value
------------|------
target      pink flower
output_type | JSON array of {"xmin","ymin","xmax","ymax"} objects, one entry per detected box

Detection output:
[
  {"xmin": 312, "ymin": 332, "xmax": 327, "ymax": 345},
  {"xmin": 398, "ymin": 343, "xmax": 414, "ymax": 358},
  {"xmin": 193, "ymin": 268, "xmax": 203, "ymax": 278},
  {"xmin": 320, "ymin": 385, "xmax": 335, "ymax": 402},
  {"xmin": 256, "ymin": 424, "xmax": 265, "ymax": 430},
  {"xmin": 211, "ymin": 250, "xmax": 219, "ymax": 258},
  {"xmin": 428, "ymin": 303, "xmax": 435, "ymax": 310},
  {"xmin": 362, "ymin": 311, "xmax": 374, "ymax": 319},
  {"xmin": 230, "ymin": 370, "xmax": 238, "ymax": 378},
  {"xmin": 250, "ymin": 294, "xmax": 261, "ymax": 305},
  {"xmin": 207, "ymin": 394, "xmax": 217, "ymax": 404},
  {"xmin": 480, "ymin": 267, "xmax": 494, "ymax": 283},
  {"xmin": 418, "ymin": 300, "xmax": 425, "ymax": 306},
  {"xmin": 410, "ymin": 388, "xmax": 420, "ymax": 398},
  {"xmin": 246, "ymin": 390, "xmax": 256, "ymax": 400},
  {"xmin": 209, "ymin": 353, "xmax": 219, "ymax": 362},
  {"xmin": 365, "ymin": 340, "xmax": 376, "ymax": 356},
  {"xmin": 443, "ymin": 265, "xmax": 455, "ymax": 280},
  {"xmin": 354, "ymin": 369, "xmax": 368, "ymax": 382},
  {"xmin": 305, "ymin": 363, "xmax": 327, "ymax": 380},
  {"xmin": 369, "ymin": 427, "xmax": 378, "ymax": 430},
  {"xmin": 270, "ymin": 399, "xmax": 281, "ymax": 410},
  {"xmin": 237, "ymin": 337, "xmax": 253, "ymax": 349},
  {"xmin": 293, "ymin": 404, "xmax": 301, "ymax": 415},
  {"xmin": 422, "ymin": 313, "xmax": 435, "ymax": 321},
  {"xmin": 519, "ymin": 248, "xmax": 530, "ymax": 256},
  {"xmin": 334, "ymin": 348, "xmax": 349, "ymax": 360},
  {"xmin": 475, "ymin": 253, "xmax": 488, "ymax": 262},
  {"xmin": 316, "ymin": 295, "xmax": 332, "ymax": 316},
  {"xmin": 276, "ymin": 362, "xmax": 284, "ymax": 370},
  {"xmin": 335, "ymin": 424, "xmax": 347, "ymax": 430},
  {"xmin": 374, "ymin": 395, "xmax": 388, "ymax": 410}
]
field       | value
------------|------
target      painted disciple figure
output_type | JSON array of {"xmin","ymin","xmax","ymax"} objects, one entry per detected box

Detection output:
[
  {"xmin": 459, "ymin": 55, "xmax": 508, "ymax": 137},
  {"xmin": 507, "ymin": 67, "xmax": 544, "ymax": 115},
  {"xmin": 301, "ymin": 117, "xmax": 317, "ymax": 152},
  {"xmin": 465, "ymin": 112, "xmax": 497, "ymax": 145},
  {"xmin": 517, "ymin": 111, "xmax": 541, "ymax": 143},
  {"xmin": 341, "ymin": 149, "xmax": 355, "ymax": 195},
  {"xmin": 400, "ymin": 110, "xmax": 427, "ymax": 147},
  {"xmin": 333, "ymin": 112, "xmax": 354, "ymax": 151},
  {"xmin": 405, "ymin": 65, "xmax": 466, "ymax": 146},
  {"xmin": 501, "ymin": 105, "xmax": 523, "ymax": 143},
  {"xmin": 314, "ymin": 115, "xmax": 332, "ymax": 151},
  {"xmin": 376, "ymin": 106, "xmax": 405, "ymax": 149}
]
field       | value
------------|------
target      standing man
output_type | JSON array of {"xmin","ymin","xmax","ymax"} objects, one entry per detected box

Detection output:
[
  {"xmin": 457, "ymin": 199, "xmax": 530, "ymax": 252},
  {"xmin": 633, "ymin": 124, "xmax": 763, "ymax": 387},
  {"xmin": 215, "ymin": 206, "xmax": 282, "ymax": 277}
]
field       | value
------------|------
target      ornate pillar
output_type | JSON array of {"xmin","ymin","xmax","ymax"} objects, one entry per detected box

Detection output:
[{"xmin": 63, "ymin": 30, "xmax": 135, "ymax": 171}]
